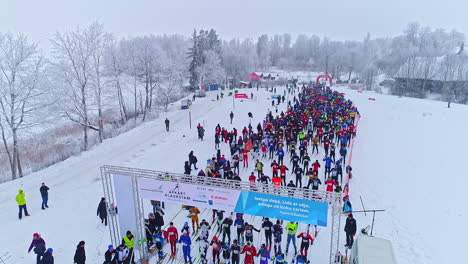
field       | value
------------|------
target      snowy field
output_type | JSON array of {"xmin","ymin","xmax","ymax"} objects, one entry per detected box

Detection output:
[{"xmin": 0, "ymin": 85, "xmax": 465, "ymax": 264}]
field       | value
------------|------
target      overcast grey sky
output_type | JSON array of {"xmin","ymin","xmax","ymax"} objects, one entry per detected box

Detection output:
[{"xmin": 1, "ymin": 0, "xmax": 467, "ymax": 48}]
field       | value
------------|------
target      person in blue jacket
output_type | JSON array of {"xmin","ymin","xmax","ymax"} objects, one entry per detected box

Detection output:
[
  {"xmin": 339, "ymin": 147, "xmax": 348, "ymax": 165},
  {"xmin": 323, "ymin": 156, "xmax": 334, "ymax": 177},
  {"xmin": 276, "ymin": 147, "xmax": 285, "ymax": 165},
  {"xmin": 179, "ymin": 231, "xmax": 192, "ymax": 264},
  {"xmin": 258, "ymin": 244, "xmax": 271, "ymax": 264},
  {"xmin": 268, "ymin": 141, "xmax": 276, "ymax": 159}
]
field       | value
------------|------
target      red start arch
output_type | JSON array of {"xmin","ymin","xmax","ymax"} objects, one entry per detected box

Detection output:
[{"xmin": 316, "ymin": 75, "xmax": 333, "ymax": 86}]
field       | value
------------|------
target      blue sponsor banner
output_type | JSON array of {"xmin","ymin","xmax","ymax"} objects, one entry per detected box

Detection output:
[{"xmin": 234, "ymin": 191, "xmax": 328, "ymax": 226}]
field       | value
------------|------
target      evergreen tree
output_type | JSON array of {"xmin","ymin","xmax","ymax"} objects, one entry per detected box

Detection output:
[{"xmin": 187, "ymin": 29, "xmax": 200, "ymax": 89}]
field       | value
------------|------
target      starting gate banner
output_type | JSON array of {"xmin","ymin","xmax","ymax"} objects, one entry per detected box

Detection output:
[{"xmin": 234, "ymin": 191, "xmax": 328, "ymax": 226}]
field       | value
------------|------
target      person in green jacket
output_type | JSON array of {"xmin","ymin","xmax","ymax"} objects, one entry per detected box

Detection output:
[
  {"xmin": 16, "ymin": 189, "xmax": 30, "ymax": 220},
  {"xmin": 285, "ymin": 222, "xmax": 298, "ymax": 255}
]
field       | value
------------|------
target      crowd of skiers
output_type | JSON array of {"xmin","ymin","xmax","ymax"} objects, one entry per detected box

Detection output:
[{"xmin": 173, "ymin": 83, "xmax": 361, "ymax": 263}]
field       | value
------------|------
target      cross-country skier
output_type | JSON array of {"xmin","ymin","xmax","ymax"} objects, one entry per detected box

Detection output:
[
  {"xmin": 222, "ymin": 216, "xmax": 233, "ymax": 243},
  {"xmin": 244, "ymin": 222, "xmax": 260, "ymax": 243},
  {"xmin": 278, "ymin": 165, "xmax": 288, "ymax": 186},
  {"xmin": 323, "ymin": 156, "xmax": 334, "ymax": 177},
  {"xmin": 241, "ymin": 242, "xmax": 258, "ymax": 264},
  {"xmin": 231, "ymin": 240, "xmax": 241, "ymax": 264},
  {"xmin": 210, "ymin": 236, "xmax": 221, "ymax": 264},
  {"xmin": 272, "ymin": 250, "xmax": 287, "ymax": 264},
  {"xmin": 189, "ymin": 207, "xmax": 200, "ymax": 232},
  {"xmin": 276, "ymin": 147, "xmax": 285, "ymax": 165},
  {"xmin": 220, "ymin": 242, "xmax": 231, "ymax": 264},
  {"xmin": 258, "ymin": 244, "xmax": 271, "ymax": 264},
  {"xmin": 297, "ymin": 230, "xmax": 314, "ymax": 256},
  {"xmin": 262, "ymin": 218, "xmax": 273, "ymax": 249},
  {"xmin": 179, "ymin": 231, "xmax": 192, "ymax": 264},
  {"xmin": 285, "ymin": 222, "xmax": 298, "ymax": 255},
  {"xmin": 199, "ymin": 237, "xmax": 210, "ymax": 264},
  {"xmin": 167, "ymin": 222, "xmax": 179, "ymax": 257},
  {"xmin": 273, "ymin": 220, "xmax": 283, "ymax": 254},
  {"xmin": 234, "ymin": 215, "xmax": 245, "ymax": 245}
]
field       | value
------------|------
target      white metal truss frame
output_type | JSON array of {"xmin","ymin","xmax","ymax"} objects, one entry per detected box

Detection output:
[{"xmin": 101, "ymin": 165, "xmax": 342, "ymax": 263}]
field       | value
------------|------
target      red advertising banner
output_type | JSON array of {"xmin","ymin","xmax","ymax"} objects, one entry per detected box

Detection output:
[{"xmin": 234, "ymin": 93, "xmax": 248, "ymax": 99}]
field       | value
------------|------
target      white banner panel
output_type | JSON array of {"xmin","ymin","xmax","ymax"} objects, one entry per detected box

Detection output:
[
  {"xmin": 139, "ymin": 178, "xmax": 240, "ymax": 212},
  {"xmin": 114, "ymin": 174, "xmax": 138, "ymax": 238}
]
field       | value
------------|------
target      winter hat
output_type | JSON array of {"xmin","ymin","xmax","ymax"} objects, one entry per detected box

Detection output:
[
  {"xmin": 79, "ymin": 241, "xmax": 85, "ymax": 246},
  {"xmin": 33, "ymin": 233, "xmax": 39, "ymax": 237},
  {"xmin": 108, "ymin": 245, "xmax": 113, "ymax": 250},
  {"xmin": 47, "ymin": 248, "xmax": 53, "ymax": 252},
  {"xmin": 184, "ymin": 222, "xmax": 188, "ymax": 226},
  {"xmin": 233, "ymin": 239, "xmax": 238, "ymax": 243},
  {"xmin": 101, "ymin": 197, "xmax": 106, "ymax": 201},
  {"xmin": 126, "ymin": 231, "xmax": 132, "ymax": 235}
]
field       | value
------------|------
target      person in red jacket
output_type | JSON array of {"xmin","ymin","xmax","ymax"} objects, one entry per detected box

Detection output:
[
  {"xmin": 241, "ymin": 242, "xmax": 258, "ymax": 264},
  {"xmin": 242, "ymin": 149, "xmax": 250, "ymax": 167},
  {"xmin": 297, "ymin": 230, "xmax": 314, "ymax": 256},
  {"xmin": 325, "ymin": 177, "xmax": 336, "ymax": 192},
  {"xmin": 261, "ymin": 142, "xmax": 267, "ymax": 158},
  {"xmin": 278, "ymin": 165, "xmax": 288, "ymax": 186},
  {"xmin": 271, "ymin": 161, "xmax": 279, "ymax": 177},
  {"xmin": 249, "ymin": 172, "xmax": 257, "ymax": 191},
  {"xmin": 167, "ymin": 222, "xmax": 179, "ymax": 256},
  {"xmin": 311, "ymin": 160, "xmax": 321, "ymax": 175}
]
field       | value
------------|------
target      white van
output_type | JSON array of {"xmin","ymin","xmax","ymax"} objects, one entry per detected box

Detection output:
[{"xmin": 350, "ymin": 235, "xmax": 397, "ymax": 264}]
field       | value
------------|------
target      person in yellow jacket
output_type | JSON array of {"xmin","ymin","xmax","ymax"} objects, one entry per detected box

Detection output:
[
  {"xmin": 189, "ymin": 207, "xmax": 200, "ymax": 232},
  {"xmin": 285, "ymin": 222, "xmax": 298, "ymax": 255},
  {"xmin": 16, "ymin": 189, "xmax": 30, "ymax": 220},
  {"xmin": 122, "ymin": 231, "xmax": 135, "ymax": 263}
]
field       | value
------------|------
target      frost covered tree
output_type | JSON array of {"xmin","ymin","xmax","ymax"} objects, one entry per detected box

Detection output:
[
  {"xmin": 0, "ymin": 33, "xmax": 47, "ymax": 179},
  {"xmin": 51, "ymin": 24, "xmax": 98, "ymax": 151},
  {"xmin": 196, "ymin": 50, "xmax": 225, "ymax": 85}
]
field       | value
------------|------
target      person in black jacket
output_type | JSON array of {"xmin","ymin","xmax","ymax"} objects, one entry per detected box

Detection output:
[
  {"xmin": 188, "ymin": 151, "xmax": 198, "ymax": 169},
  {"xmin": 344, "ymin": 213, "xmax": 357, "ymax": 248},
  {"xmin": 184, "ymin": 161, "xmax": 191, "ymax": 175},
  {"xmin": 104, "ymin": 245, "xmax": 117, "ymax": 264},
  {"xmin": 40, "ymin": 183, "xmax": 49, "ymax": 210},
  {"xmin": 41, "ymin": 248, "xmax": 54, "ymax": 264},
  {"xmin": 97, "ymin": 198, "xmax": 108, "ymax": 226},
  {"xmin": 74, "ymin": 241, "xmax": 86, "ymax": 264},
  {"xmin": 165, "ymin": 118, "xmax": 170, "ymax": 132},
  {"xmin": 229, "ymin": 111, "xmax": 234, "ymax": 124}
]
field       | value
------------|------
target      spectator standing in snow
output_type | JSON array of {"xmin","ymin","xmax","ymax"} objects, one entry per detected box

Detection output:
[
  {"xmin": 41, "ymin": 248, "xmax": 54, "ymax": 264},
  {"xmin": 184, "ymin": 161, "xmax": 191, "ymax": 175},
  {"xmin": 189, "ymin": 151, "xmax": 198, "ymax": 170},
  {"xmin": 73, "ymin": 241, "xmax": 86, "ymax": 264},
  {"xmin": 197, "ymin": 124, "xmax": 205, "ymax": 140},
  {"xmin": 165, "ymin": 118, "xmax": 170, "ymax": 132},
  {"xmin": 230, "ymin": 111, "xmax": 234, "ymax": 124},
  {"xmin": 116, "ymin": 244, "xmax": 129, "ymax": 264},
  {"xmin": 104, "ymin": 245, "xmax": 117, "ymax": 264},
  {"xmin": 40, "ymin": 183, "xmax": 49, "ymax": 210},
  {"xmin": 28, "ymin": 233, "xmax": 46, "ymax": 264},
  {"xmin": 344, "ymin": 213, "xmax": 357, "ymax": 248},
  {"xmin": 16, "ymin": 189, "xmax": 30, "ymax": 220},
  {"xmin": 97, "ymin": 197, "xmax": 108, "ymax": 226},
  {"xmin": 122, "ymin": 231, "xmax": 135, "ymax": 264}
]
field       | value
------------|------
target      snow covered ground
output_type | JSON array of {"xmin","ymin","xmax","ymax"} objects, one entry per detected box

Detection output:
[{"xmin": 0, "ymin": 84, "xmax": 465, "ymax": 264}]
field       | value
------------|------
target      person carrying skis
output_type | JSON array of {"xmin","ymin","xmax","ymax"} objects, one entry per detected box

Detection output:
[
  {"xmin": 297, "ymin": 230, "xmax": 314, "ymax": 256},
  {"xmin": 40, "ymin": 183, "xmax": 49, "ymax": 210},
  {"xmin": 97, "ymin": 197, "xmax": 108, "ymax": 226},
  {"xmin": 104, "ymin": 245, "xmax": 117, "ymax": 264},
  {"xmin": 189, "ymin": 206, "xmax": 200, "ymax": 232},
  {"xmin": 273, "ymin": 220, "xmax": 283, "ymax": 254},
  {"xmin": 285, "ymin": 222, "xmax": 298, "ymax": 256},
  {"xmin": 167, "ymin": 222, "xmax": 179, "ymax": 257},
  {"xmin": 231, "ymin": 240, "xmax": 241, "ymax": 264},
  {"xmin": 116, "ymin": 244, "xmax": 129, "ymax": 264},
  {"xmin": 230, "ymin": 111, "xmax": 234, "ymax": 124},
  {"xmin": 344, "ymin": 213, "xmax": 357, "ymax": 248},
  {"xmin": 258, "ymin": 244, "xmax": 271, "ymax": 264},
  {"xmin": 244, "ymin": 222, "xmax": 260, "ymax": 243},
  {"xmin": 165, "ymin": 118, "xmax": 170, "ymax": 132},
  {"xmin": 241, "ymin": 242, "xmax": 258, "ymax": 264},
  {"xmin": 73, "ymin": 241, "xmax": 86, "ymax": 264},
  {"xmin": 222, "ymin": 216, "xmax": 233, "ymax": 244},
  {"xmin": 262, "ymin": 218, "xmax": 273, "ymax": 249},
  {"xmin": 28, "ymin": 233, "xmax": 46, "ymax": 264},
  {"xmin": 16, "ymin": 189, "xmax": 30, "ymax": 220},
  {"xmin": 179, "ymin": 231, "xmax": 192, "ymax": 264}
]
